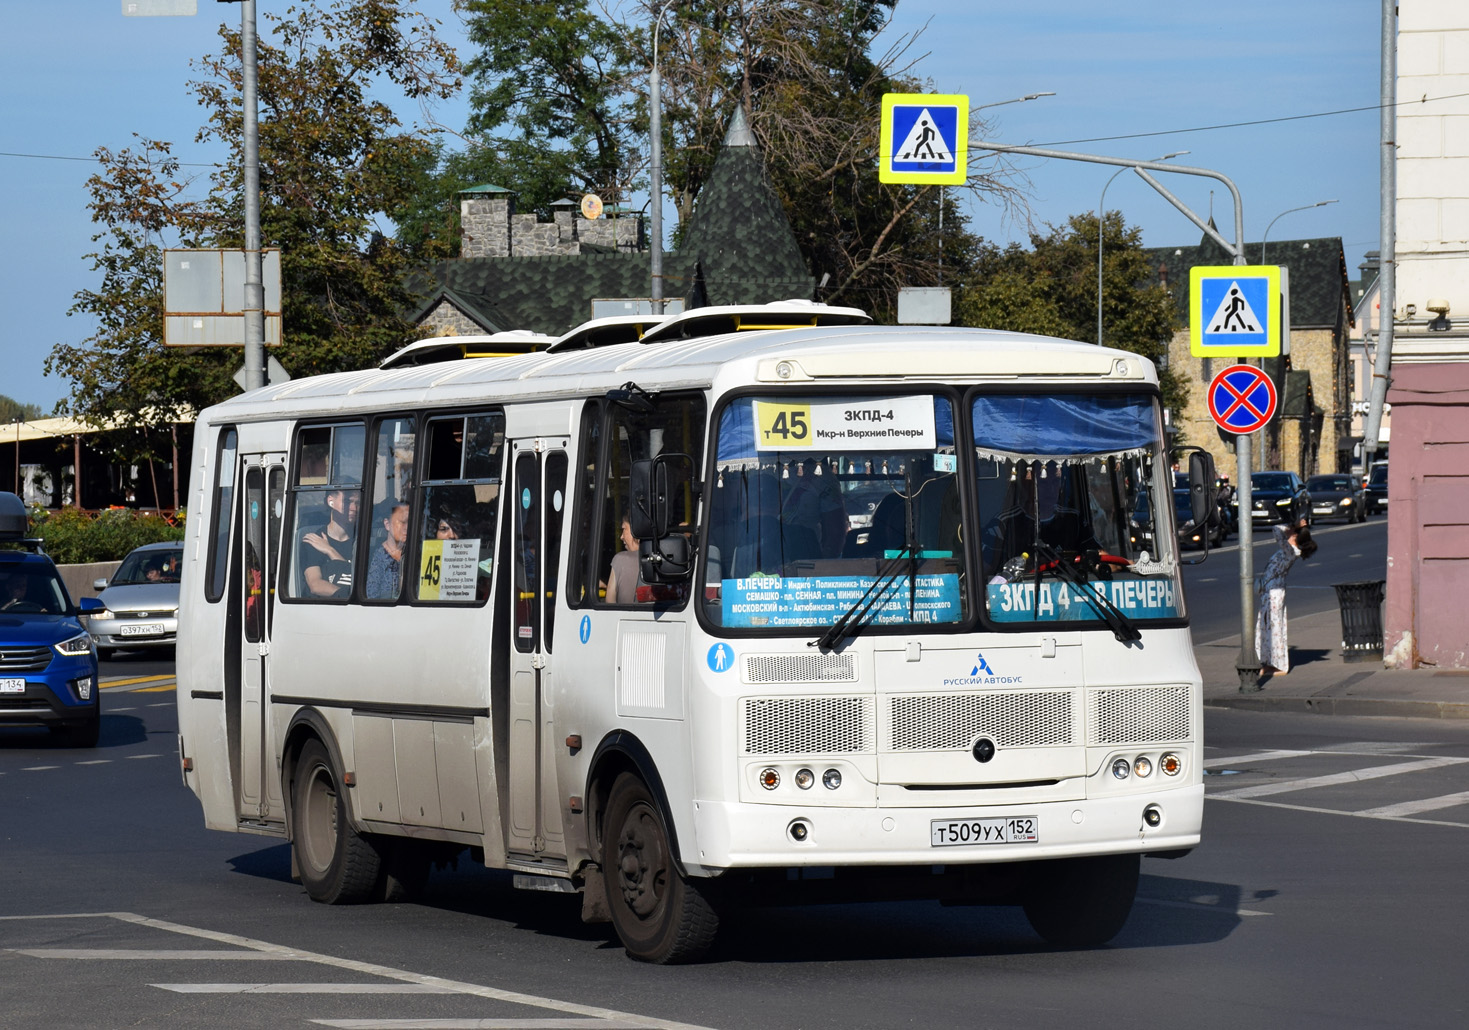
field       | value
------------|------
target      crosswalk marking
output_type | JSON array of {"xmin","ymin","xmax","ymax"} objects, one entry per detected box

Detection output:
[
  {"xmin": 6, "ymin": 912, "xmax": 719, "ymax": 1030},
  {"xmin": 312, "ymin": 1021, "xmax": 650, "ymax": 1029},
  {"xmin": 1212, "ymin": 756, "xmax": 1469, "ymax": 800},
  {"xmin": 154, "ymin": 984, "xmax": 458, "ymax": 994},
  {"xmin": 1203, "ymin": 749, "xmax": 1309, "ymax": 769},
  {"xmin": 1353, "ymin": 790, "xmax": 1469, "ymax": 819}
]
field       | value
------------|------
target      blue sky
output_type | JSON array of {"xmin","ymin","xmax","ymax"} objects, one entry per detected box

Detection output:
[{"xmin": 2, "ymin": 1, "xmax": 1385, "ymax": 411}]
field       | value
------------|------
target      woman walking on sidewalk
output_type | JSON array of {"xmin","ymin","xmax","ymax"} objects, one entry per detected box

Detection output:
[{"xmin": 1257, "ymin": 516, "xmax": 1318, "ymax": 674}]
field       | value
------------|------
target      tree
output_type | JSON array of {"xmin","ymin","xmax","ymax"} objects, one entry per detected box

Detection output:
[
  {"xmin": 957, "ymin": 212, "xmax": 1188, "ymax": 416},
  {"xmin": 48, "ymin": 0, "xmax": 460, "ymax": 429},
  {"xmin": 0, "ymin": 396, "xmax": 44, "ymax": 422}
]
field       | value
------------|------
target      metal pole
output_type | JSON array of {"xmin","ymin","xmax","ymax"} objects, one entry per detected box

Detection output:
[
  {"xmin": 14, "ymin": 418, "xmax": 20, "ymax": 496},
  {"xmin": 1363, "ymin": 0, "xmax": 1396, "ymax": 464},
  {"xmin": 1097, "ymin": 150, "xmax": 1187, "ymax": 346},
  {"xmin": 242, "ymin": 0, "xmax": 265, "ymax": 392},
  {"xmin": 649, "ymin": 1, "xmax": 676, "ymax": 314},
  {"xmin": 1260, "ymin": 200, "xmax": 1338, "ymax": 264}
]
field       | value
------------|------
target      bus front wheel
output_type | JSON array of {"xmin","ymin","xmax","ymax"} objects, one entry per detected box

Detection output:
[
  {"xmin": 601, "ymin": 772, "xmax": 718, "ymax": 964},
  {"xmin": 1021, "ymin": 852, "xmax": 1139, "ymax": 948},
  {"xmin": 291, "ymin": 738, "xmax": 381, "ymax": 904}
]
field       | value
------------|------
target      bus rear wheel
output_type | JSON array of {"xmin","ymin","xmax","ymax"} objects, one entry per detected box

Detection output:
[
  {"xmin": 292, "ymin": 738, "xmax": 381, "ymax": 904},
  {"xmin": 1022, "ymin": 852, "xmax": 1139, "ymax": 948},
  {"xmin": 602, "ymin": 772, "xmax": 718, "ymax": 964}
]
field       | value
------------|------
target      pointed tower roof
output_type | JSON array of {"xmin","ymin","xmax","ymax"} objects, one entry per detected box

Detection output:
[{"xmin": 676, "ymin": 108, "xmax": 811, "ymax": 305}]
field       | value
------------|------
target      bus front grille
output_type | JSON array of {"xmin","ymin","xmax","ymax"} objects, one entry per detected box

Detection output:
[
  {"xmin": 888, "ymin": 691, "xmax": 1074, "ymax": 750},
  {"xmin": 1089, "ymin": 684, "xmax": 1191, "ymax": 744},
  {"xmin": 742, "ymin": 696, "xmax": 871, "ymax": 754},
  {"xmin": 744, "ymin": 652, "xmax": 857, "ymax": 684}
]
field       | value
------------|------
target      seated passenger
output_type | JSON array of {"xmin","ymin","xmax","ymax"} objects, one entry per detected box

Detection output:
[
  {"xmin": 365, "ymin": 502, "xmax": 409, "ymax": 600},
  {"xmin": 1, "ymin": 574, "xmax": 27, "ymax": 610},
  {"xmin": 300, "ymin": 489, "xmax": 358, "ymax": 598},
  {"xmin": 605, "ymin": 509, "xmax": 645, "ymax": 604}
]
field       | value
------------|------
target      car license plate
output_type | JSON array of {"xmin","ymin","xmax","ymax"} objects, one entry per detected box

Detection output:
[
  {"xmin": 119, "ymin": 623, "xmax": 164, "ymax": 637},
  {"xmin": 0, "ymin": 678, "xmax": 25, "ymax": 694},
  {"xmin": 1314, "ymin": 505, "xmax": 1334, "ymax": 514},
  {"xmin": 931, "ymin": 815, "xmax": 1038, "ymax": 847}
]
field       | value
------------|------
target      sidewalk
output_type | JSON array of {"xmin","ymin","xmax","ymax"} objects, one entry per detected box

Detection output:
[{"xmin": 1196, "ymin": 605, "xmax": 1469, "ymax": 720}]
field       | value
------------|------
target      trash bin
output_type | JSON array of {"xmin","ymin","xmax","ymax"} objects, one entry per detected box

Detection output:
[{"xmin": 1333, "ymin": 580, "xmax": 1385, "ymax": 661}]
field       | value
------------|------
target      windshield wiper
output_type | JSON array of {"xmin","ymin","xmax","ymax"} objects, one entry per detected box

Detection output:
[
  {"xmin": 811, "ymin": 544, "xmax": 914, "ymax": 652},
  {"xmin": 1030, "ymin": 541, "xmax": 1141, "ymax": 644}
]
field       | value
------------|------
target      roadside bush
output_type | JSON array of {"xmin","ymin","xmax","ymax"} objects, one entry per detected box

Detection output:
[{"xmin": 28, "ymin": 507, "xmax": 185, "ymax": 564}]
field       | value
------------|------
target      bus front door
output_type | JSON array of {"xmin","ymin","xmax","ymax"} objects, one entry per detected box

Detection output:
[
  {"xmin": 238, "ymin": 456, "xmax": 286, "ymax": 823},
  {"xmin": 506, "ymin": 440, "xmax": 569, "ymax": 860}
]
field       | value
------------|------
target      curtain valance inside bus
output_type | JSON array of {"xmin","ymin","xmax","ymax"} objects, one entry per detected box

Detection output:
[
  {"xmin": 715, "ymin": 395, "xmax": 955, "ymax": 464},
  {"xmin": 971, "ymin": 394, "xmax": 1156, "ymax": 463}
]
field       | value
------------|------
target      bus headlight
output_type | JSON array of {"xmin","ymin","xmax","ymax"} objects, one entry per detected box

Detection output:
[
  {"xmin": 1111, "ymin": 757, "xmax": 1131, "ymax": 780},
  {"xmin": 794, "ymin": 768, "xmax": 815, "ymax": 790},
  {"xmin": 1134, "ymin": 756, "xmax": 1153, "ymax": 778},
  {"xmin": 822, "ymin": 768, "xmax": 842, "ymax": 790}
]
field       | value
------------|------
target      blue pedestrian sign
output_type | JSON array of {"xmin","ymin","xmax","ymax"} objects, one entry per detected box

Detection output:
[
  {"xmin": 1207, "ymin": 364, "xmax": 1277, "ymax": 434},
  {"xmin": 1189, "ymin": 265, "xmax": 1282, "ymax": 357},
  {"xmin": 880, "ymin": 93, "xmax": 969, "ymax": 185}
]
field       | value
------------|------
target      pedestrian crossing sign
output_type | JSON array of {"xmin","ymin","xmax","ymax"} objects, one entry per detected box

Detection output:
[
  {"xmin": 880, "ymin": 93, "xmax": 969, "ymax": 185},
  {"xmin": 1190, "ymin": 265, "xmax": 1282, "ymax": 357}
]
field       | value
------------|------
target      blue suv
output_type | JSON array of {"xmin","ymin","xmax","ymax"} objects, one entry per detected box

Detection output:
[{"xmin": 0, "ymin": 493, "xmax": 102, "ymax": 747}]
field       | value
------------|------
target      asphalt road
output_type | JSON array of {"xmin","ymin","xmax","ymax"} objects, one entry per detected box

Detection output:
[{"xmin": 7, "ymin": 519, "xmax": 1462, "ymax": 1030}]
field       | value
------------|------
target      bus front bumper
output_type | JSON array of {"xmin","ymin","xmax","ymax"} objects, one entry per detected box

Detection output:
[{"xmin": 687, "ymin": 785, "xmax": 1203, "ymax": 872}]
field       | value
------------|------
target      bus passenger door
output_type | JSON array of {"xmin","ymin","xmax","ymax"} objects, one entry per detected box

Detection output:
[
  {"xmin": 506, "ymin": 440, "xmax": 569, "ymax": 860},
  {"xmin": 238, "ymin": 456, "xmax": 286, "ymax": 823}
]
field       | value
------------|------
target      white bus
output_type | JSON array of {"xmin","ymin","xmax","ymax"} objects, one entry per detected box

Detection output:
[{"xmin": 177, "ymin": 307, "xmax": 1214, "ymax": 963}]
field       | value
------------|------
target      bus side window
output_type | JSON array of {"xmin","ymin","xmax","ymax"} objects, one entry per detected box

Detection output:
[
  {"xmin": 285, "ymin": 423, "xmax": 365, "ymax": 602},
  {"xmin": 416, "ymin": 411, "xmax": 504, "ymax": 604},
  {"xmin": 364, "ymin": 416, "xmax": 415, "ymax": 603},
  {"xmin": 567, "ymin": 401, "xmax": 602, "ymax": 605}
]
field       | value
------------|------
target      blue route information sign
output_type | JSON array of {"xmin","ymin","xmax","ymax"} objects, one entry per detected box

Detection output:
[
  {"xmin": 722, "ymin": 573, "xmax": 962, "ymax": 629},
  {"xmin": 880, "ymin": 93, "xmax": 969, "ymax": 185}
]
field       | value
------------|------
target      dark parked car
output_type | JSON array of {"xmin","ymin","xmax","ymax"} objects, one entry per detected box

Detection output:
[
  {"xmin": 1306, "ymin": 473, "xmax": 1367, "ymax": 523},
  {"xmin": 1174, "ymin": 488, "xmax": 1225, "ymax": 549},
  {"xmin": 1364, "ymin": 462, "xmax": 1389, "ymax": 515},
  {"xmin": 1234, "ymin": 470, "xmax": 1311, "ymax": 528}
]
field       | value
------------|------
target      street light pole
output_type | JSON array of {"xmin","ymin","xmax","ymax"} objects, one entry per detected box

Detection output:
[
  {"xmin": 1260, "ymin": 199, "xmax": 1338, "ymax": 264},
  {"xmin": 1097, "ymin": 150, "xmax": 1187, "ymax": 346},
  {"xmin": 648, "ymin": 0, "xmax": 677, "ymax": 314},
  {"xmin": 241, "ymin": 0, "xmax": 265, "ymax": 392}
]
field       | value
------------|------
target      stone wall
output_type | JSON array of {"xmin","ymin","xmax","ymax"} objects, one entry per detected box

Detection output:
[
  {"xmin": 459, "ymin": 194, "xmax": 643, "ymax": 258},
  {"xmin": 419, "ymin": 298, "xmax": 485, "ymax": 338}
]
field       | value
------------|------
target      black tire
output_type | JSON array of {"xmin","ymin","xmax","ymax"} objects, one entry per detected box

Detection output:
[
  {"xmin": 601, "ymin": 772, "xmax": 718, "ymax": 964},
  {"xmin": 291, "ymin": 738, "xmax": 381, "ymax": 904},
  {"xmin": 1022, "ymin": 852, "xmax": 1139, "ymax": 948}
]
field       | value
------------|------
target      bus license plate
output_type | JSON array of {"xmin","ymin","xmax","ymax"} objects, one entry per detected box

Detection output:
[
  {"xmin": 0, "ymin": 678, "xmax": 25, "ymax": 694},
  {"xmin": 120, "ymin": 623, "xmax": 164, "ymax": 637},
  {"xmin": 931, "ymin": 816, "xmax": 1038, "ymax": 847}
]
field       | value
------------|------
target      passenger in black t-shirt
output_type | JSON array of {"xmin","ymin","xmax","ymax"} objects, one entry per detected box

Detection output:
[{"xmin": 300, "ymin": 489, "xmax": 359, "ymax": 598}]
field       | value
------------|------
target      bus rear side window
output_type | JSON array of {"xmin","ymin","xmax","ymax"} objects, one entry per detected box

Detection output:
[
  {"xmin": 416, "ymin": 411, "xmax": 504, "ymax": 604},
  {"xmin": 205, "ymin": 427, "xmax": 238, "ymax": 603}
]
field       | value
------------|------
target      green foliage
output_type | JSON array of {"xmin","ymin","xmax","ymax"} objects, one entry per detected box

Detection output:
[
  {"xmin": 47, "ymin": 0, "xmax": 461, "ymax": 428},
  {"xmin": 957, "ymin": 212, "xmax": 1189, "ymax": 417},
  {"xmin": 30, "ymin": 507, "xmax": 185, "ymax": 565},
  {"xmin": 0, "ymin": 396, "xmax": 44, "ymax": 421}
]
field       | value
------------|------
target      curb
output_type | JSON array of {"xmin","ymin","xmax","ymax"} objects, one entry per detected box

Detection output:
[{"xmin": 1205, "ymin": 695, "xmax": 1469, "ymax": 720}]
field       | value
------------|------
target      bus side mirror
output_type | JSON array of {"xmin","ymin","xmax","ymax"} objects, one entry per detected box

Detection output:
[
  {"xmin": 1188, "ymin": 451, "xmax": 1217, "ymax": 528},
  {"xmin": 630, "ymin": 459, "xmax": 667, "ymax": 540},
  {"xmin": 631, "ymin": 453, "xmax": 697, "ymax": 583}
]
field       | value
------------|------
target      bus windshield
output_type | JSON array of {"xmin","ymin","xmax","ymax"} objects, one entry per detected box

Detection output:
[
  {"xmin": 704, "ymin": 393, "xmax": 965, "ymax": 630},
  {"xmin": 701, "ymin": 390, "xmax": 1182, "ymax": 633}
]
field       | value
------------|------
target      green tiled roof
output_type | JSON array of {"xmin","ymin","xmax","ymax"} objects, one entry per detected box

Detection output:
[{"xmin": 1144, "ymin": 234, "xmax": 1353, "ymax": 329}]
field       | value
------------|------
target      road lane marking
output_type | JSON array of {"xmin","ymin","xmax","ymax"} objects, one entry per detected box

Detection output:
[
  {"xmin": 312, "ymin": 1022, "xmax": 651, "ymax": 1029},
  {"xmin": 17, "ymin": 949, "xmax": 287, "ymax": 960},
  {"xmin": 102, "ymin": 676, "xmax": 172, "ymax": 689},
  {"xmin": 1212, "ymin": 756, "xmax": 1469, "ymax": 799},
  {"xmin": 1209, "ymin": 795, "xmax": 1469, "ymax": 828},
  {"xmin": 153, "ymin": 984, "xmax": 458, "ymax": 994},
  {"xmin": 21, "ymin": 766, "xmax": 59, "ymax": 771},
  {"xmin": 6, "ymin": 913, "xmax": 719, "ymax": 1030},
  {"xmin": 138, "ymin": 685, "xmax": 177, "ymax": 694},
  {"xmin": 1203, "ymin": 749, "xmax": 1309, "ymax": 769},
  {"xmin": 1353, "ymin": 790, "xmax": 1469, "ymax": 818},
  {"xmin": 76, "ymin": 760, "xmax": 112, "ymax": 765},
  {"xmin": 1135, "ymin": 897, "xmax": 1271, "ymax": 917}
]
